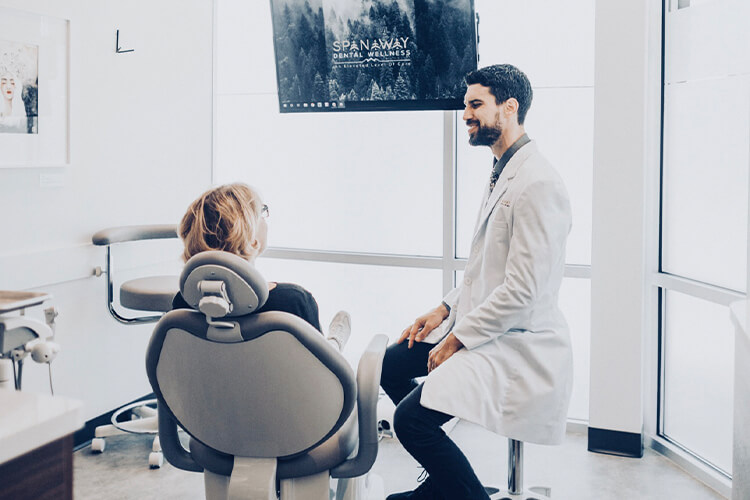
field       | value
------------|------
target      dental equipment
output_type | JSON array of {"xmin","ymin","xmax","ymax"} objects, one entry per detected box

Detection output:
[{"xmin": 0, "ymin": 291, "xmax": 59, "ymax": 392}]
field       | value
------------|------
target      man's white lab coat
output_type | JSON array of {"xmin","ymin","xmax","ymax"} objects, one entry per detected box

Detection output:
[{"xmin": 421, "ymin": 141, "xmax": 573, "ymax": 445}]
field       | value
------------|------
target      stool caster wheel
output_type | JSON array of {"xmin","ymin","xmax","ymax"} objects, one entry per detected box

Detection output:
[
  {"xmin": 91, "ymin": 438, "xmax": 106, "ymax": 453},
  {"xmin": 149, "ymin": 451, "xmax": 163, "ymax": 469}
]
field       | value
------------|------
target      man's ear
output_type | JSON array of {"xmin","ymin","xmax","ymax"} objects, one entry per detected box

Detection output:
[{"xmin": 504, "ymin": 97, "xmax": 519, "ymax": 116}]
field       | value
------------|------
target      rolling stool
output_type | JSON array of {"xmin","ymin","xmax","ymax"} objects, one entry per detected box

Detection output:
[
  {"xmin": 91, "ymin": 225, "xmax": 181, "ymax": 468},
  {"xmin": 488, "ymin": 439, "xmax": 552, "ymax": 500}
]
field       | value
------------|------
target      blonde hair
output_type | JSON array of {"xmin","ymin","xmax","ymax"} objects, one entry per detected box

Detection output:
[{"xmin": 179, "ymin": 183, "xmax": 264, "ymax": 262}]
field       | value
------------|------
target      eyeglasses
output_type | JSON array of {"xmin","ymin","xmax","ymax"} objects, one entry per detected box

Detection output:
[{"xmin": 261, "ymin": 204, "xmax": 269, "ymax": 218}]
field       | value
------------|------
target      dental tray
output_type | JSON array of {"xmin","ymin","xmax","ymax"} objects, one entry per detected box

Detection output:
[{"xmin": 0, "ymin": 291, "xmax": 52, "ymax": 314}]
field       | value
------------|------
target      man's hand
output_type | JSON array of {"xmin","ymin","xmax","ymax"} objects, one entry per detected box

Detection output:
[
  {"xmin": 427, "ymin": 333, "xmax": 464, "ymax": 372},
  {"xmin": 398, "ymin": 303, "xmax": 450, "ymax": 348}
]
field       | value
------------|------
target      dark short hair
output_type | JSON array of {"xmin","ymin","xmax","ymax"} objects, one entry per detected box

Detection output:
[{"xmin": 464, "ymin": 64, "xmax": 533, "ymax": 125}]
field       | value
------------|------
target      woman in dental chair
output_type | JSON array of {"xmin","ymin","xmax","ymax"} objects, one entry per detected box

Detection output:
[{"xmin": 171, "ymin": 183, "xmax": 350, "ymax": 350}]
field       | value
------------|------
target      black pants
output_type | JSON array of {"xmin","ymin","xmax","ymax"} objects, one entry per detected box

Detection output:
[{"xmin": 381, "ymin": 341, "xmax": 490, "ymax": 500}]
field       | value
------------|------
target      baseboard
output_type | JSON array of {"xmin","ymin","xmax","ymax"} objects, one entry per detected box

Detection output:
[
  {"xmin": 587, "ymin": 427, "xmax": 644, "ymax": 458},
  {"xmin": 648, "ymin": 435, "xmax": 731, "ymax": 498},
  {"xmin": 73, "ymin": 393, "xmax": 155, "ymax": 450},
  {"xmin": 566, "ymin": 419, "xmax": 589, "ymax": 434}
]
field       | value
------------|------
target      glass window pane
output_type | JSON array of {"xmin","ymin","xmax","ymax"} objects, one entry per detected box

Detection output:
[
  {"xmin": 661, "ymin": 76, "xmax": 750, "ymax": 292},
  {"xmin": 254, "ymin": 258, "xmax": 443, "ymax": 364},
  {"xmin": 215, "ymin": 94, "xmax": 443, "ymax": 256},
  {"xmin": 663, "ymin": 291, "xmax": 734, "ymax": 474},
  {"xmin": 475, "ymin": 0, "xmax": 595, "ymax": 87},
  {"xmin": 665, "ymin": 0, "xmax": 750, "ymax": 83},
  {"xmin": 525, "ymin": 89, "xmax": 593, "ymax": 266},
  {"xmin": 455, "ymin": 87, "xmax": 593, "ymax": 265},
  {"xmin": 455, "ymin": 0, "xmax": 594, "ymax": 265},
  {"xmin": 559, "ymin": 277, "xmax": 591, "ymax": 422},
  {"xmin": 455, "ymin": 130, "xmax": 493, "ymax": 259},
  {"xmin": 662, "ymin": 0, "xmax": 750, "ymax": 292}
]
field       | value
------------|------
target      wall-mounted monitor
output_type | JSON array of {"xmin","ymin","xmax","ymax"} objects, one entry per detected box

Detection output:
[{"xmin": 270, "ymin": 0, "xmax": 478, "ymax": 113}]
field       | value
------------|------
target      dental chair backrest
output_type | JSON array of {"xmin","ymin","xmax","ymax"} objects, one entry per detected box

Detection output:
[{"xmin": 145, "ymin": 251, "xmax": 357, "ymax": 465}]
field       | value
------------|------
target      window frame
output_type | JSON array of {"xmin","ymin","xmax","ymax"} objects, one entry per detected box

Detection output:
[
  {"xmin": 654, "ymin": 0, "xmax": 746, "ymax": 484},
  {"xmin": 262, "ymin": 112, "xmax": 591, "ymax": 296}
]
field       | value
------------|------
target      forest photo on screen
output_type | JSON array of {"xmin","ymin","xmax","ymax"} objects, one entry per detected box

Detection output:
[{"xmin": 271, "ymin": 0, "xmax": 477, "ymax": 112}]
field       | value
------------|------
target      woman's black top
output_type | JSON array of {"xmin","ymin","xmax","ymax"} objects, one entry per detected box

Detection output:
[{"xmin": 171, "ymin": 282, "xmax": 321, "ymax": 333}]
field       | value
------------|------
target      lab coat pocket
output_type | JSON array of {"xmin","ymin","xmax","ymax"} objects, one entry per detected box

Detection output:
[{"xmin": 488, "ymin": 216, "xmax": 510, "ymax": 246}]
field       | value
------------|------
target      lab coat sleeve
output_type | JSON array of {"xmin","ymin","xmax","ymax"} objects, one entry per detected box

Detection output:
[
  {"xmin": 442, "ymin": 286, "xmax": 461, "ymax": 310},
  {"xmin": 452, "ymin": 177, "xmax": 571, "ymax": 350}
]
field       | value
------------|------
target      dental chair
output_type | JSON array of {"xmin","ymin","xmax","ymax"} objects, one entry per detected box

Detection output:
[
  {"xmin": 91, "ymin": 225, "xmax": 181, "ymax": 467},
  {"xmin": 145, "ymin": 251, "xmax": 388, "ymax": 500}
]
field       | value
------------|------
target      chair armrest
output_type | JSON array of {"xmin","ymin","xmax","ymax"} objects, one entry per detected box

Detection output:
[
  {"xmin": 331, "ymin": 333, "xmax": 388, "ymax": 478},
  {"xmin": 93, "ymin": 224, "xmax": 179, "ymax": 324},
  {"xmin": 158, "ymin": 407, "xmax": 203, "ymax": 473},
  {"xmin": 92, "ymin": 225, "xmax": 178, "ymax": 246}
]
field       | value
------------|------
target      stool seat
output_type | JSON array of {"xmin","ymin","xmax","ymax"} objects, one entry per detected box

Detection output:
[{"xmin": 120, "ymin": 276, "xmax": 179, "ymax": 312}]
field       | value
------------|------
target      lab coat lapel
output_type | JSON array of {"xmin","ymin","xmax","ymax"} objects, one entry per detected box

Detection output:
[{"xmin": 474, "ymin": 141, "xmax": 537, "ymax": 236}]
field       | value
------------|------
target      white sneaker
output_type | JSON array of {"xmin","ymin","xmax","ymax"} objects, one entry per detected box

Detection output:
[{"xmin": 327, "ymin": 310, "xmax": 351, "ymax": 351}]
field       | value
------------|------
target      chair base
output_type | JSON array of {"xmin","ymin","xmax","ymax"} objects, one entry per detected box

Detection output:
[
  {"xmin": 204, "ymin": 469, "xmax": 385, "ymax": 500},
  {"xmin": 205, "ymin": 458, "xmax": 278, "ymax": 500},
  {"xmin": 488, "ymin": 485, "xmax": 552, "ymax": 500},
  {"xmin": 335, "ymin": 474, "xmax": 384, "ymax": 500},
  {"xmin": 91, "ymin": 399, "xmax": 162, "ymax": 468}
]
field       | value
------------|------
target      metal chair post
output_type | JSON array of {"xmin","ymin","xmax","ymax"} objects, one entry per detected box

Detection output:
[{"xmin": 508, "ymin": 439, "xmax": 523, "ymax": 495}]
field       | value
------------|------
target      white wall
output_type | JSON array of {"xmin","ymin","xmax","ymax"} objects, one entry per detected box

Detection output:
[
  {"xmin": 0, "ymin": 0, "xmax": 213, "ymax": 419},
  {"xmin": 589, "ymin": 0, "xmax": 662, "ymax": 435}
]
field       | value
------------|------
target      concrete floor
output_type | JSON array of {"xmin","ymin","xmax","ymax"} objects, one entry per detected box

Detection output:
[{"xmin": 73, "ymin": 423, "xmax": 726, "ymax": 499}]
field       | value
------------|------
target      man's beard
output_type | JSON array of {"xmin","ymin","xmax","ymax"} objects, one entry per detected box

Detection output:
[{"xmin": 467, "ymin": 120, "xmax": 502, "ymax": 147}]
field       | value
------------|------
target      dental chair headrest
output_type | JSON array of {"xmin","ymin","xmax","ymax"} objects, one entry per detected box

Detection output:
[{"xmin": 180, "ymin": 251, "xmax": 269, "ymax": 318}]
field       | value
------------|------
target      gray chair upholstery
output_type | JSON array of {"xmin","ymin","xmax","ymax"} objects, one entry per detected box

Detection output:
[
  {"xmin": 120, "ymin": 276, "xmax": 178, "ymax": 312},
  {"xmin": 146, "ymin": 251, "xmax": 387, "ymax": 499}
]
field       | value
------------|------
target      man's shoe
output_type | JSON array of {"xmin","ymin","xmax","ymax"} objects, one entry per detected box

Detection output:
[
  {"xmin": 386, "ymin": 476, "xmax": 441, "ymax": 499},
  {"xmin": 327, "ymin": 310, "xmax": 351, "ymax": 351}
]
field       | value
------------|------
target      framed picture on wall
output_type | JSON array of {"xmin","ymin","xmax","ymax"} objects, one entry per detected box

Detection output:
[{"xmin": 0, "ymin": 7, "xmax": 69, "ymax": 168}]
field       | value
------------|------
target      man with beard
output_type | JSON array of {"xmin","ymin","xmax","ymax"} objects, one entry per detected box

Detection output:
[{"xmin": 381, "ymin": 64, "xmax": 573, "ymax": 499}]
